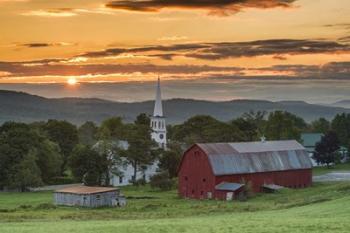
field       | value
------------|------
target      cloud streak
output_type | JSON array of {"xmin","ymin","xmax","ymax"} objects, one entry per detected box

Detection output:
[
  {"xmin": 20, "ymin": 42, "xmax": 73, "ymax": 48},
  {"xmin": 106, "ymin": 0, "xmax": 296, "ymax": 16},
  {"xmin": 0, "ymin": 59, "xmax": 349, "ymax": 81},
  {"xmin": 21, "ymin": 8, "xmax": 77, "ymax": 17},
  {"xmin": 80, "ymin": 39, "xmax": 350, "ymax": 60}
]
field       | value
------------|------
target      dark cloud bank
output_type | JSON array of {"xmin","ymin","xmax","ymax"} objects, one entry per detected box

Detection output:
[
  {"xmin": 105, "ymin": 0, "xmax": 296, "ymax": 15},
  {"xmin": 80, "ymin": 39, "xmax": 350, "ymax": 60}
]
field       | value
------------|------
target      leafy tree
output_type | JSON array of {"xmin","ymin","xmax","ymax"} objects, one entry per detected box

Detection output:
[
  {"xmin": 9, "ymin": 151, "xmax": 43, "ymax": 191},
  {"xmin": 121, "ymin": 117, "xmax": 159, "ymax": 183},
  {"xmin": 331, "ymin": 113, "xmax": 350, "ymax": 146},
  {"xmin": 264, "ymin": 111, "xmax": 306, "ymax": 140},
  {"xmin": 35, "ymin": 140, "xmax": 62, "ymax": 183},
  {"xmin": 231, "ymin": 111, "xmax": 266, "ymax": 141},
  {"xmin": 92, "ymin": 140, "xmax": 125, "ymax": 185},
  {"xmin": 159, "ymin": 142, "xmax": 183, "ymax": 178},
  {"xmin": 171, "ymin": 115, "xmax": 244, "ymax": 147},
  {"xmin": 232, "ymin": 118, "xmax": 257, "ymax": 141},
  {"xmin": 242, "ymin": 111, "xmax": 267, "ymax": 131},
  {"xmin": 135, "ymin": 113, "xmax": 151, "ymax": 126},
  {"xmin": 0, "ymin": 122, "xmax": 61, "ymax": 190},
  {"xmin": 98, "ymin": 117, "xmax": 127, "ymax": 140},
  {"xmin": 310, "ymin": 118, "xmax": 330, "ymax": 134},
  {"xmin": 69, "ymin": 144, "xmax": 106, "ymax": 186},
  {"xmin": 313, "ymin": 131, "xmax": 340, "ymax": 167},
  {"xmin": 44, "ymin": 120, "xmax": 78, "ymax": 174},
  {"xmin": 78, "ymin": 121, "xmax": 98, "ymax": 146}
]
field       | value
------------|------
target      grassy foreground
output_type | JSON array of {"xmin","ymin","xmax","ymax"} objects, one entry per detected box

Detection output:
[{"xmin": 1, "ymin": 182, "xmax": 350, "ymax": 232}]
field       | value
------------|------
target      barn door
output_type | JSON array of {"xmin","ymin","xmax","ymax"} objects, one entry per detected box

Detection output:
[{"xmin": 226, "ymin": 192, "xmax": 233, "ymax": 201}]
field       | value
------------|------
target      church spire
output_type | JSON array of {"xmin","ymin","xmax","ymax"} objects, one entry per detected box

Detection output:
[{"xmin": 153, "ymin": 77, "xmax": 163, "ymax": 117}]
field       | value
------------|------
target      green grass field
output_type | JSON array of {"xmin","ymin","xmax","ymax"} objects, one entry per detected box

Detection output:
[
  {"xmin": 312, "ymin": 163, "xmax": 350, "ymax": 175},
  {"xmin": 1, "ymin": 181, "xmax": 350, "ymax": 232}
]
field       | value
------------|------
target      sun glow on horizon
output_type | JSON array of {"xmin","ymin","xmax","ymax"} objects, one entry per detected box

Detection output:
[{"xmin": 67, "ymin": 77, "xmax": 78, "ymax": 85}]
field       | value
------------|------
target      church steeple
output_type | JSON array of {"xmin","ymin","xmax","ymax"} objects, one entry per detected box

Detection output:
[
  {"xmin": 150, "ymin": 77, "xmax": 167, "ymax": 148},
  {"xmin": 153, "ymin": 77, "xmax": 163, "ymax": 117}
]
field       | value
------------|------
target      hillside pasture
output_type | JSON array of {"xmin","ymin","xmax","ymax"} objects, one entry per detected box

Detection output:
[{"xmin": 1, "ymin": 182, "xmax": 350, "ymax": 232}]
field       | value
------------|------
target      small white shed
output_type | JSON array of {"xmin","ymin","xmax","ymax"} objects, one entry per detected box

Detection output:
[{"xmin": 54, "ymin": 186, "xmax": 126, "ymax": 208}]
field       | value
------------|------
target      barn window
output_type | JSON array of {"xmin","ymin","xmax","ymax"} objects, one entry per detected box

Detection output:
[
  {"xmin": 96, "ymin": 194, "xmax": 101, "ymax": 200},
  {"xmin": 194, "ymin": 151, "xmax": 199, "ymax": 156},
  {"xmin": 119, "ymin": 176, "xmax": 123, "ymax": 184},
  {"xmin": 202, "ymin": 178, "xmax": 206, "ymax": 182}
]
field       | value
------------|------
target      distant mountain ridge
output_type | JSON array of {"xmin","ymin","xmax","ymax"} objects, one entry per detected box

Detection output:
[
  {"xmin": 332, "ymin": 100, "xmax": 350, "ymax": 109},
  {"xmin": 0, "ymin": 90, "xmax": 349, "ymax": 125}
]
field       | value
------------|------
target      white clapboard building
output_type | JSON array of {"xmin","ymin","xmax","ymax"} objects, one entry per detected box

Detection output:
[{"xmin": 93, "ymin": 78, "xmax": 166, "ymax": 186}]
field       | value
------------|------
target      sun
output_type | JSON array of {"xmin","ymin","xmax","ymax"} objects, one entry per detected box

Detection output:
[{"xmin": 67, "ymin": 77, "xmax": 78, "ymax": 85}]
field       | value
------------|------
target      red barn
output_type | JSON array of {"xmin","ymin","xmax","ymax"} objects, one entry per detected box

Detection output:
[{"xmin": 178, "ymin": 140, "xmax": 313, "ymax": 200}]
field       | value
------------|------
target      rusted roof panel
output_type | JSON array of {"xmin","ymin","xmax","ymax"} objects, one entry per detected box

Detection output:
[
  {"xmin": 55, "ymin": 186, "xmax": 118, "ymax": 195},
  {"xmin": 197, "ymin": 140, "xmax": 312, "ymax": 176}
]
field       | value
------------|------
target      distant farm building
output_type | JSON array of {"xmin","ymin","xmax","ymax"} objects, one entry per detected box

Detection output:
[
  {"xmin": 301, "ymin": 133, "xmax": 349, "ymax": 165},
  {"xmin": 301, "ymin": 133, "xmax": 323, "ymax": 166},
  {"xmin": 54, "ymin": 186, "xmax": 126, "ymax": 207},
  {"xmin": 178, "ymin": 140, "xmax": 313, "ymax": 200}
]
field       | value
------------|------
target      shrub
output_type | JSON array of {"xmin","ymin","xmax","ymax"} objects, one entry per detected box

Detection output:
[
  {"xmin": 35, "ymin": 203, "xmax": 56, "ymax": 210},
  {"xmin": 19, "ymin": 204, "xmax": 32, "ymax": 209},
  {"xmin": 132, "ymin": 178, "xmax": 147, "ymax": 186},
  {"xmin": 150, "ymin": 172, "xmax": 175, "ymax": 191}
]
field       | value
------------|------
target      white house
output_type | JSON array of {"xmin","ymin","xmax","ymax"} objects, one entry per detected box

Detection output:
[{"xmin": 93, "ymin": 78, "xmax": 166, "ymax": 186}]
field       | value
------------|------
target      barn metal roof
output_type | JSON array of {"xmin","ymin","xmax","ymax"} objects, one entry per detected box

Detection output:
[
  {"xmin": 197, "ymin": 140, "xmax": 312, "ymax": 176},
  {"xmin": 215, "ymin": 182, "xmax": 244, "ymax": 191},
  {"xmin": 55, "ymin": 186, "xmax": 118, "ymax": 195}
]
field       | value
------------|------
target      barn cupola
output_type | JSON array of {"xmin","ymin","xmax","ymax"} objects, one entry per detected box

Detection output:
[{"xmin": 150, "ymin": 77, "xmax": 167, "ymax": 149}]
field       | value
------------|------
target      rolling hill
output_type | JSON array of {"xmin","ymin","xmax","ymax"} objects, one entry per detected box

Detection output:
[{"xmin": 0, "ymin": 90, "xmax": 349, "ymax": 125}]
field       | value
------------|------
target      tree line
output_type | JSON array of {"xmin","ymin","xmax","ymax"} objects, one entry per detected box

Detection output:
[{"xmin": 0, "ymin": 111, "xmax": 349, "ymax": 191}]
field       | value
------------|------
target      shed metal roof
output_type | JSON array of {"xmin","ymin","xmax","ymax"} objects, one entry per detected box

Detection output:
[
  {"xmin": 215, "ymin": 182, "xmax": 244, "ymax": 191},
  {"xmin": 197, "ymin": 140, "xmax": 312, "ymax": 176},
  {"xmin": 55, "ymin": 186, "xmax": 118, "ymax": 195}
]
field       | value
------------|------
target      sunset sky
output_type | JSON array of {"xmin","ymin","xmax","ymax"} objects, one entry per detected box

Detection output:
[{"xmin": 0, "ymin": 0, "xmax": 349, "ymax": 102}]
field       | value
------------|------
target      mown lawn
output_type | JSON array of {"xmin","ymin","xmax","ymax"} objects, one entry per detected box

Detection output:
[
  {"xmin": 1, "ymin": 182, "xmax": 350, "ymax": 232},
  {"xmin": 313, "ymin": 163, "xmax": 350, "ymax": 176}
]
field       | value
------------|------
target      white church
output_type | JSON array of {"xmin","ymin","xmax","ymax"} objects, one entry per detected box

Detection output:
[{"xmin": 97, "ymin": 78, "xmax": 167, "ymax": 186}]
